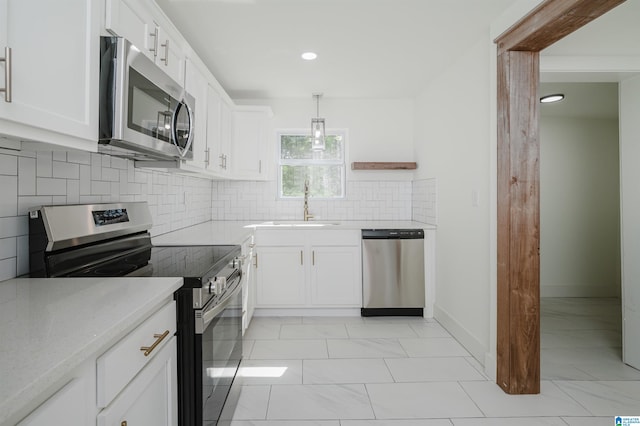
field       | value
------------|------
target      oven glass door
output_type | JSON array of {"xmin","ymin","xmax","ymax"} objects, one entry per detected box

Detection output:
[{"xmin": 199, "ymin": 283, "xmax": 243, "ymax": 425}]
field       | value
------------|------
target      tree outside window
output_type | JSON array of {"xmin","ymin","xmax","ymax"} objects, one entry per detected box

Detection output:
[{"xmin": 278, "ymin": 131, "xmax": 346, "ymax": 199}]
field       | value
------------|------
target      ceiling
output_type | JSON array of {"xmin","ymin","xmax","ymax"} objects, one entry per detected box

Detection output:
[
  {"xmin": 539, "ymin": 82, "xmax": 618, "ymax": 119},
  {"xmin": 155, "ymin": 0, "xmax": 640, "ymax": 105},
  {"xmin": 155, "ymin": 0, "xmax": 517, "ymax": 99}
]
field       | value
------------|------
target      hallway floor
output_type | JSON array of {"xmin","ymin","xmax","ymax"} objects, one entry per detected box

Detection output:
[{"xmin": 231, "ymin": 299, "xmax": 640, "ymax": 425}]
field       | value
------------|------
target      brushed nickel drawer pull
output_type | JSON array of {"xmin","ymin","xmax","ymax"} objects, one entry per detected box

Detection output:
[
  {"xmin": 1, "ymin": 47, "xmax": 12, "ymax": 103},
  {"xmin": 312, "ymin": 250, "xmax": 315, "ymax": 266},
  {"xmin": 140, "ymin": 330, "xmax": 170, "ymax": 356}
]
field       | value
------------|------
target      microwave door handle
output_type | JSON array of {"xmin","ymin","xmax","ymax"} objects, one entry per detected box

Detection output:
[{"xmin": 171, "ymin": 98, "xmax": 194, "ymax": 158}]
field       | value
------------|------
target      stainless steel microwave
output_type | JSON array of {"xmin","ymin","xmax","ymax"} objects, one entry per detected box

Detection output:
[{"xmin": 99, "ymin": 36, "xmax": 194, "ymax": 161}]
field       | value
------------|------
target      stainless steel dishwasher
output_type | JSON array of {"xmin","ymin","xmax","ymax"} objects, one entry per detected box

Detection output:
[{"xmin": 361, "ymin": 229, "xmax": 425, "ymax": 316}]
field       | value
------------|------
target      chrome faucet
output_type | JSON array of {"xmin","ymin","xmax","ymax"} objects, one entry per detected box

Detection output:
[{"xmin": 303, "ymin": 178, "xmax": 314, "ymax": 221}]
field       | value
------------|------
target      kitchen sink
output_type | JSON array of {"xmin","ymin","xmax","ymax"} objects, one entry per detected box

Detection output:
[{"xmin": 257, "ymin": 221, "xmax": 341, "ymax": 227}]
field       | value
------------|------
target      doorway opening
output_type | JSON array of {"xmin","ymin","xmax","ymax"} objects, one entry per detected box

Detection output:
[{"xmin": 538, "ymin": 81, "xmax": 630, "ymax": 380}]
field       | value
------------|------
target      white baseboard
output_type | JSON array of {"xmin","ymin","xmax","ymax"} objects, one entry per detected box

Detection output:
[
  {"xmin": 254, "ymin": 307, "xmax": 361, "ymax": 317},
  {"xmin": 433, "ymin": 304, "xmax": 488, "ymax": 367},
  {"xmin": 541, "ymin": 284, "xmax": 620, "ymax": 298}
]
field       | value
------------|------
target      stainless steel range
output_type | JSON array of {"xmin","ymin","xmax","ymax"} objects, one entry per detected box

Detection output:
[{"xmin": 28, "ymin": 202, "xmax": 243, "ymax": 426}]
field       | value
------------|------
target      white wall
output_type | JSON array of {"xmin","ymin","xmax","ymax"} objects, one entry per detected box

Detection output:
[
  {"xmin": 540, "ymin": 115, "xmax": 620, "ymax": 297},
  {"xmin": 413, "ymin": 36, "xmax": 493, "ymax": 362},
  {"xmin": 235, "ymin": 97, "xmax": 415, "ymax": 182},
  {"xmin": 215, "ymin": 98, "xmax": 421, "ymax": 222}
]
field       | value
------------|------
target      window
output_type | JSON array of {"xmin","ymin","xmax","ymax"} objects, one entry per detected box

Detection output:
[{"xmin": 278, "ymin": 131, "xmax": 346, "ymax": 199}]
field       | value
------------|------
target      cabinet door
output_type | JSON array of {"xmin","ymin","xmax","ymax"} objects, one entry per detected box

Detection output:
[
  {"xmin": 17, "ymin": 378, "xmax": 90, "ymax": 426},
  {"xmin": 310, "ymin": 246, "xmax": 362, "ymax": 306},
  {"xmin": 219, "ymin": 100, "xmax": 233, "ymax": 173},
  {"xmin": 206, "ymin": 85, "xmax": 224, "ymax": 173},
  {"xmin": 256, "ymin": 246, "xmax": 306, "ymax": 306},
  {"xmin": 105, "ymin": 0, "xmax": 153, "ymax": 58},
  {"xmin": 232, "ymin": 110, "xmax": 268, "ymax": 180},
  {"xmin": 0, "ymin": 0, "xmax": 98, "ymax": 146},
  {"xmin": 184, "ymin": 58, "xmax": 209, "ymax": 170},
  {"xmin": 97, "ymin": 336, "xmax": 178, "ymax": 426},
  {"xmin": 155, "ymin": 25, "xmax": 184, "ymax": 85}
]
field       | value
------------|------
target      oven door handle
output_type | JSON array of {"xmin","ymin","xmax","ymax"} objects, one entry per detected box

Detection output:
[{"xmin": 195, "ymin": 277, "xmax": 241, "ymax": 334}]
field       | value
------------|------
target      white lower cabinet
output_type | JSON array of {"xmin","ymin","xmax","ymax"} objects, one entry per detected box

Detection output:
[
  {"xmin": 17, "ymin": 376, "xmax": 91, "ymax": 426},
  {"xmin": 257, "ymin": 245, "xmax": 306, "ymax": 306},
  {"xmin": 310, "ymin": 245, "xmax": 361, "ymax": 306},
  {"xmin": 97, "ymin": 301, "xmax": 177, "ymax": 425},
  {"xmin": 15, "ymin": 300, "xmax": 178, "ymax": 426},
  {"xmin": 97, "ymin": 336, "xmax": 177, "ymax": 426},
  {"xmin": 256, "ymin": 230, "xmax": 362, "ymax": 308}
]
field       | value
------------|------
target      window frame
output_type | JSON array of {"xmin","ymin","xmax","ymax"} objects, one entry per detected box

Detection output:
[{"xmin": 276, "ymin": 129, "xmax": 347, "ymax": 200}]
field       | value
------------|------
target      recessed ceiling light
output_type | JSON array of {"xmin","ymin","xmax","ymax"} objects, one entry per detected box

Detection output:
[
  {"xmin": 540, "ymin": 94, "xmax": 565, "ymax": 103},
  {"xmin": 301, "ymin": 52, "xmax": 317, "ymax": 61}
]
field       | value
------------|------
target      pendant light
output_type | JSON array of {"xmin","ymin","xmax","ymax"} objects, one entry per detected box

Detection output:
[{"xmin": 311, "ymin": 93, "xmax": 326, "ymax": 151}]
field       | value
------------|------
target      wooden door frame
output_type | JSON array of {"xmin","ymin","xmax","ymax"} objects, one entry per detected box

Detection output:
[{"xmin": 494, "ymin": 0, "xmax": 625, "ymax": 394}]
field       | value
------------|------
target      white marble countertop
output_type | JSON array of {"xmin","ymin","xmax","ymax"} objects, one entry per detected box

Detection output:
[
  {"xmin": 152, "ymin": 220, "xmax": 435, "ymax": 246},
  {"xmin": 0, "ymin": 277, "xmax": 182, "ymax": 425},
  {"xmin": 152, "ymin": 221, "xmax": 256, "ymax": 246}
]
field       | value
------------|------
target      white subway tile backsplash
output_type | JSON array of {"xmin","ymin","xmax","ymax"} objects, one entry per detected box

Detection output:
[
  {"xmin": 0, "ymin": 237, "xmax": 17, "ymax": 260},
  {"xmin": 67, "ymin": 150, "xmax": 91, "ymax": 165},
  {"xmin": 1, "ymin": 150, "xmax": 213, "ymax": 282},
  {"xmin": 16, "ymin": 236, "xmax": 29, "ymax": 276},
  {"xmin": 412, "ymin": 178, "xmax": 437, "ymax": 225},
  {"xmin": 36, "ymin": 151, "xmax": 53, "ymax": 177},
  {"xmin": 0, "ymin": 154, "xmax": 17, "ymax": 175},
  {"xmin": 0, "ymin": 176, "xmax": 17, "ymax": 217},
  {"xmin": 211, "ymin": 180, "xmax": 413, "ymax": 221},
  {"xmin": 52, "ymin": 161, "xmax": 79, "ymax": 179},
  {"xmin": 0, "ymin": 258, "xmax": 16, "ymax": 282},
  {"xmin": 0, "ymin": 216, "xmax": 27, "ymax": 239},
  {"xmin": 17, "ymin": 196, "xmax": 53, "ymax": 216},
  {"xmin": 17, "ymin": 157, "xmax": 36, "ymax": 196},
  {"xmin": 36, "ymin": 177, "xmax": 67, "ymax": 196}
]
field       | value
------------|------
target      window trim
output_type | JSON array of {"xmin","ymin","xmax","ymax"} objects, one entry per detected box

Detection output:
[{"xmin": 276, "ymin": 129, "xmax": 347, "ymax": 200}]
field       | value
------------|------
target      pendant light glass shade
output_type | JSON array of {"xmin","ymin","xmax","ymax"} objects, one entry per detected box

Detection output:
[{"xmin": 311, "ymin": 94, "xmax": 326, "ymax": 151}]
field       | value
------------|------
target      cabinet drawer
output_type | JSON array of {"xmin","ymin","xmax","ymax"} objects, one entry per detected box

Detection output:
[
  {"xmin": 255, "ymin": 229, "xmax": 306, "ymax": 246},
  {"xmin": 96, "ymin": 301, "xmax": 176, "ymax": 408},
  {"xmin": 307, "ymin": 230, "xmax": 360, "ymax": 246}
]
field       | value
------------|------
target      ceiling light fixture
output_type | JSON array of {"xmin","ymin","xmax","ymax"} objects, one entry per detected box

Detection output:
[
  {"xmin": 311, "ymin": 93, "xmax": 326, "ymax": 151},
  {"xmin": 540, "ymin": 93, "xmax": 565, "ymax": 103},
  {"xmin": 301, "ymin": 52, "xmax": 317, "ymax": 61}
]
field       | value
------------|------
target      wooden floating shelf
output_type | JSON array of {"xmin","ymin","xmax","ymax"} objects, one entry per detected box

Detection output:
[{"xmin": 351, "ymin": 162, "xmax": 417, "ymax": 170}]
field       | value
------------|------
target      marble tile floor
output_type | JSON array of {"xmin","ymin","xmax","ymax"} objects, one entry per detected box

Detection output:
[{"xmin": 230, "ymin": 298, "xmax": 640, "ymax": 425}]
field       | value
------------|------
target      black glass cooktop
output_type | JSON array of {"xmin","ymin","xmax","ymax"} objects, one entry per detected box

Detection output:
[
  {"xmin": 148, "ymin": 245, "xmax": 240, "ymax": 288},
  {"xmin": 41, "ymin": 234, "xmax": 239, "ymax": 288}
]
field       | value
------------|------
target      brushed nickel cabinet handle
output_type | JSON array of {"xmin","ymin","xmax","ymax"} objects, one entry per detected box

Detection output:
[
  {"xmin": 254, "ymin": 253, "xmax": 257, "ymax": 268},
  {"xmin": 300, "ymin": 250, "xmax": 303, "ymax": 265},
  {"xmin": 1, "ymin": 47, "xmax": 12, "ymax": 103},
  {"xmin": 140, "ymin": 330, "xmax": 170, "ymax": 356},
  {"xmin": 205, "ymin": 148, "xmax": 210, "ymax": 166},
  {"xmin": 160, "ymin": 39, "xmax": 169, "ymax": 65},
  {"xmin": 312, "ymin": 250, "xmax": 315, "ymax": 266},
  {"xmin": 149, "ymin": 27, "xmax": 159, "ymax": 58}
]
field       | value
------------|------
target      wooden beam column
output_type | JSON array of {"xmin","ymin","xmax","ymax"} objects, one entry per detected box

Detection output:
[
  {"xmin": 496, "ymin": 49, "xmax": 540, "ymax": 395},
  {"xmin": 494, "ymin": 0, "xmax": 625, "ymax": 395}
]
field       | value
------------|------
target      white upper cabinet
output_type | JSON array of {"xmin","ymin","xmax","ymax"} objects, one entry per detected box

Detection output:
[
  {"xmin": 105, "ymin": 0, "xmax": 184, "ymax": 85},
  {"xmin": 0, "ymin": 0, "xmax": 99, "ymax": 150},
  {"xmin": 184, "ymin": 57, "xmax": 209, "ymax": 170},
  {"xmin": 232, "ymin": 106, "xmax": 273, "ymax": 180}
]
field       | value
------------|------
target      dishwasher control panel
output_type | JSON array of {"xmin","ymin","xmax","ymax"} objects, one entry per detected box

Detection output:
[{"xmin": 362, "ymin": 229, "xmax": 424, "ymax": 239}]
